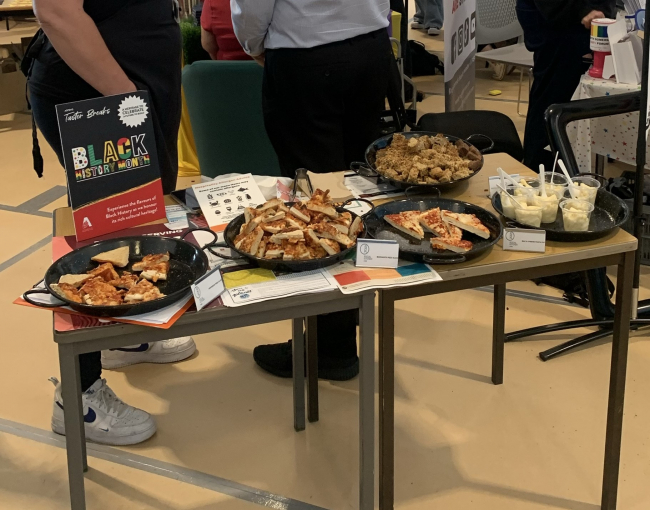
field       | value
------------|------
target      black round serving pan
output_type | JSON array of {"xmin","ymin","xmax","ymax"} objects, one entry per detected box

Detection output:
[
  {"xmin": 23, "ymin": 230, "xmax": 216, "ymax": 317},
  {"xmin": 365, "ymin": 198, "xmax": 503, "ymax": 264},
  {"xmin": 351, "ymin": 131, "xmax": 494, "ymax": 193},
  {"xmin": 491, "ymin": 188, "xmax": 629, "ymax": 242},
  {"xmin": 210, "ymin": 199, "xmax": 374, "ymax": 272}
]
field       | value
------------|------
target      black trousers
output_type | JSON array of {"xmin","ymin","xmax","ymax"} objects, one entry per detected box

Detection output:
[
  {"xmin": 517, "ymin": 0, "xmax": 590, "ymax": 171},
  {"xmin": 263, "ymin": 28, "xmax": 392, "ymax": 359}
]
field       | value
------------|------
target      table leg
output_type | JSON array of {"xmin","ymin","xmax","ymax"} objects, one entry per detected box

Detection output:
[
  {"xmin": 359, "ymin": 293, "xmax": 376, "ymax": 510},
  {"xmin": 305, "ymin": 316, "xmax": 319, "ymax": 423},
  {"xmin": 58, "ymin": 344, "xmax": 87, "ymax": 510},
  {"xmin": 292, "ymin": 318, "xmax": 306, "ymax": 432},
  {"xmin": 601, "ymin": 251, "xmax": 634, "ymax": 510},
  {"xmin": 378, "ymin": 291, "xmax": 395, "ymax": 510},
  {"xmin": 492, "ymin": 283, "xmax": 506, "ymax": 385}
]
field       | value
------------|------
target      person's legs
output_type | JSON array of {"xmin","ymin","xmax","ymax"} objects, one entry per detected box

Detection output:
[
  {"xmin": 423, "ymin": 0, "xmax": 444, "ymax": 33},
  {"xmin": 412, "ymin": 0, "xmax": 425, "ymax": 27},
  {"xmin": 517, "ymin": 2, "xmax": 590, "ymax": 170},
  {"xmin": 257, "ymin": 30, "xmax": 390, "ymax": 380}
]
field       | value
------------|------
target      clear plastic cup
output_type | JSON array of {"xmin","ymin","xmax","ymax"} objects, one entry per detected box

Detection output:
[
  {"xmin": 569, "ymin": 176, "xmax": 600, "ymax": 205},
  {"xmin": 514, "ymin": 177, "xmax": 540, "ymax": 198},
  {"xmin": 499, "ymin": 186, "xmax": 518, "ymax": 219},
  {"xmin": 559, "ymin": 198, "xmax": 594, "ymax": 231},
  {"xmin": 532, "ymin": 193, "xmax": 560, "ymax": 223},
  {"xmin": 512, "ymin": 186, "xmax": 536, "ymax": 205},
  {"xmin": 515, "ymin": 203, "xmax": 543, "ymax": 227},
  {"xmin": 542, "ymin": 173, "xmax": 569, "ymax": 200}
]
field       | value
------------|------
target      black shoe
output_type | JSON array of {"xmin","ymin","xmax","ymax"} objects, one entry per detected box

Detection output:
[{"xmin": 253, "ymin": 340, "xmax": 359, "ymax": 381}]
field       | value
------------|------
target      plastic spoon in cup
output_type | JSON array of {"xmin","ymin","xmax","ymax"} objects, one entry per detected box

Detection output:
[
  {"xmin": 557, "ymin": 159, "xmax": 577, "ymax": 199},
  {"xmin": 498, "ymin": 167, "xmax": 505, "ymax": 190},
  {"xmin": 538, "ymin": 164, "xmax": 547, "ymax": 197},
  {"xmin": 498, "ymin": 168, "xmax": 519, "ymax": 187},
  {"xmin": 496, "ymin": 184, "xmax": 525, "ymax": 210},
  {"xmin": 551, "ymin": 152, "xmax": 559, "ymax": 182}
]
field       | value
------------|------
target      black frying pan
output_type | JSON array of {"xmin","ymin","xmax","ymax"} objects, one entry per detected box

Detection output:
[
  {"xmin": 491, "ymin": 188, "xmax": 629, "ymax": 242},
  {"xmin": 23, "ymin": 230, "xmax": 216, "ymax": 317},
  {"xmin": 365, "ymin": 198, "xmax": 503, "ymax": 264},
  {"xmin": 210, "ymin": 199, "xmax": 374, "ymax": 272},
  {"xmin": 351, "ymin": 131, "xmax": 494, "ymax": 193}
]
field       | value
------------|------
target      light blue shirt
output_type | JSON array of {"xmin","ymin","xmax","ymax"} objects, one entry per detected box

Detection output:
[{"xmin": 231, "ymin": 0, "xmax": 391, "ymax": 56}]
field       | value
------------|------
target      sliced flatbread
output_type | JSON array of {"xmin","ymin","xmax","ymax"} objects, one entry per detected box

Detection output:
[
  {"xmin": 269, "ymin": 230, "xmax": 304, "ymax": 244},
  {"xmin": 91, "ymin": 246, "xmax": 129, "ymax": 268},
  {"xmin": 384, "ymin": 211, "xmax": 424, "ymax": 240},
  {"xmin": 311, "ymin": 222, "xmax": 354, "ymax": 248},
  {"xmin": 108, "ymin": 272, "xmax": 140, "ymax": 290},
  {"xmin": 58, "ymin": 274, "xmax": 93, "ymax": 288},
  {"xmin": 349, "ymin": 216, "xmax": 363, "ymax": 241},
  {"xmin": 441, "ymin": 211, "xmax": 490, "ymax": 239},
  {"xmin": 418, "ymin": 208, "xmax": 449, "ymax": 237},
  {"xmin": 264, "ymin": 243, "xmax": 284, "ymax": 259},
  {"xmin": 80, "ymin": 278, "xmax": 124, "ymax": 306},
  {"xmin": 141, "ymin": 262, "xmax": 169, "ymax": 283},
  {"xmin": 261, "ymin": 219, "xmax": 287, "ymax": 234},
  {"xmin": 261, "ymin": 210, "xmax": 286, "ymax": 223},
  {"xmin": 289, "ymin": 205, "xmax": 310, "ymax": 223},
  {"xmin": 306, "ymin": 189, "xmax": 338, "ymax": 219},
  {"xmin": 235, "ymin": 227, "xmax": 264, "ymax": 255},
  {"xmin": 257, "ymin": 198, "xmax": 284, "ymax": 212},
  {"xmin": 319, "ymin": 238, "xmax": 341, "ymax": 256}
]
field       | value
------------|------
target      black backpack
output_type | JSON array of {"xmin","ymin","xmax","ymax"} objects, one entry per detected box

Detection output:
[{"xmin": 408, "ymin": 40, "xmax": 444, "ymax": 77}]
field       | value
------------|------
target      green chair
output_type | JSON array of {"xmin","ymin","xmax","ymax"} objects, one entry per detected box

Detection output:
[{"xmin": 182, "ymin": 61, "xmax": 281, "ymax": 178}]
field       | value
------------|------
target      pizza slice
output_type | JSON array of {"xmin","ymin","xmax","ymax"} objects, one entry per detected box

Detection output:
[
  {"xmin": 430, "ymin": 237, "xmax": 473, "ymax": 253},
  {"xmin": 418, "ymin": 208, "xmax": 448, "ymax": 237},
  {"xmin": 384, "ymin": 211, "xmax": 424, "ymax": 240},
  {"xmin": 441, "ymin": 211, "xmax": 490, "ymax": 239}
]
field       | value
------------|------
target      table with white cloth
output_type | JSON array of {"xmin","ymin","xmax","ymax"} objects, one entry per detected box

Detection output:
[{"xmin": 568, "ymin": 74, "xmax": 644, "ymax": 173}]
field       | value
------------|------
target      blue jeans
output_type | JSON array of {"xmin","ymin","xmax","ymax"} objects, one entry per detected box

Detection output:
[{"xmin": 414, "ymin": 0, "xmax": 443, "ymax": 29}]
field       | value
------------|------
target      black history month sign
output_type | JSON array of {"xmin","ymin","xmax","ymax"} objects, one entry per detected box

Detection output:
[
  {"xmin": 444, "ymin": 0, "xmax": 477, "ymax": 111},
  {"xmin": 56, "ymin": 92, "xmax": 165, "ymax": 241}
]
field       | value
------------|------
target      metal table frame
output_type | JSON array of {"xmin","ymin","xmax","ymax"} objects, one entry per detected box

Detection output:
[
  {"xmin": 377, "ymin": 250, "xmax": 635, "ymax": 510},
  {"xmin": 53, "ymin": 290, "xmax": 376, "ymax": 510}
]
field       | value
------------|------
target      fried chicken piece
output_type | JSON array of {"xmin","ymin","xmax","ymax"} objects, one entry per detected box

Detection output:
[
  {"xmin": 80, "ymin": 277, "xmax": 124, "ymax": 306},
  {"xmin": 124, "ymin": 279, "xmax": 165, "ymax": 303},
  {"xmin": 51, "ymin": 283, "xmax": 84, "ymax": 303},
  {"xmin": 87, "ymin": 262, "xmax": 119, "ymax": 282},
  {"xmin": 108, "ymin": 271, "xmax": 140, "ymax": 290}
]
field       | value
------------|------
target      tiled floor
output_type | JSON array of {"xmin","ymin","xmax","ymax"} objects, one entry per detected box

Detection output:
[{"xmin": 1, "ymin": 18, "xmax": 649, "ymax": 510}]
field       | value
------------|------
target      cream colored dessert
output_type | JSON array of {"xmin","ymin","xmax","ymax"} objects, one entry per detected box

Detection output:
[
  {"xmin": 500, "ymin": 191, "xmax": 517, "ymax": 219},
  {"xmin": 561, "ymin": 206, "xmax": 590, "ymax": 231},
  {"xmin": 571, "ymin": 182, "xmax": 598, "ymax": 205},
  {"xmin": 515, "ymin": 203, "xmax": 543, "ymax": 227},
  {"xmin": 546, "ymin": 182, "xmax": 567, "ymax": 200},
  {"xmin": 532, "ymin": 194, "xmax": 559, "ymax": 223}
]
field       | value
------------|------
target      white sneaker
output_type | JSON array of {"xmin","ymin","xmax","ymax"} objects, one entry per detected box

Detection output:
[
  {"xmin": 101, "ymin": 337, "xmax": 196, "ymax": 369},
  {"xmin": 411, "ymin": 21, "xmax": 424, "ymax": 29},
  {"xmin": 50, "ymin": 378, "xmax": 156, "ymax": 446},
  {"xmin": 428, "ymin": 27, "xmax": 441, "ymax": 36}
]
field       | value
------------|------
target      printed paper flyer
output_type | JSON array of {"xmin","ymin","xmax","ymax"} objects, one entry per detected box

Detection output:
[
  {"xmin": 56, "ymin": 92, "xmax": 165, "ymax": 241},
  {"xmin": 192, "ymin": 174, "xmax": 266, "ymax": 232}
]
